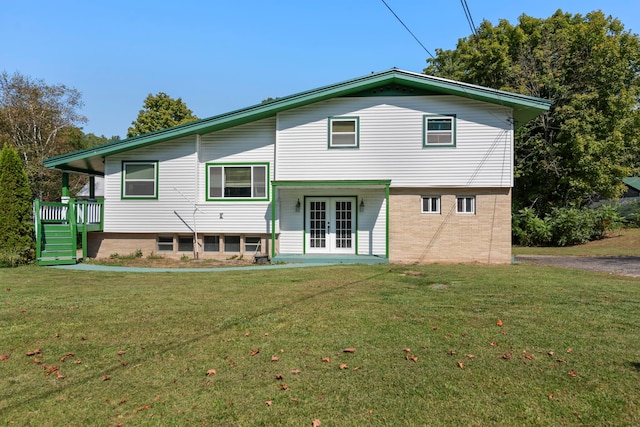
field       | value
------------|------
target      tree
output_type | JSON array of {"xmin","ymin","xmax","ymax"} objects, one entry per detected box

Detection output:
[
  {"xmin": 0, "ymin": 144, "xmax": 34, "ymax": 265},
  {"xmin": 127, "ymin": 92, "xmax": 198, "ymax": 138},
  {"xmin": 425, "ymin": 10, "xmax": 640, "ymax": 212},
  {"xmin": 0, "ymin": 71, "xmax": 87, "ymax": 201}
]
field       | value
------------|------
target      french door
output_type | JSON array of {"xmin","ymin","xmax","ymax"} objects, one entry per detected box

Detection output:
[{"xmin": 305, "ymin": 197, "xmax": 355, "ymax": 254}]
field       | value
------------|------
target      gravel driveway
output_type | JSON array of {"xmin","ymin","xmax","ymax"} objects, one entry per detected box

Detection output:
[{"xmin": 515, "ymin": 255, "xmax": 640, "ymax": 278}]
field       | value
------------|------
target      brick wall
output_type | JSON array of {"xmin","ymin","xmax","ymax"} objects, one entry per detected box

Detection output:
[{"xmin": 389, "ymin": 188, "xmax": 512, "ymax": 264}]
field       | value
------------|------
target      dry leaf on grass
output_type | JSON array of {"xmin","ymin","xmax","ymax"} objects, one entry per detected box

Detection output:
[
  {"xmin": 568, "ymin": 370, "xmax": 577, "ymax": 377},
  {"xmin": 274, "ymin": 373, "xmax": 284, "ymax": 380},
  {"xmin": 279, "ymin": 383, "xmax": 288, "ymax": 390},
  {"xmin": 339, "ymin": 364, "xmax": 348, "ymax": 370},
  {"xmin": 206, "ymin": 369, "xmax": 217, "ymax": 376},
  {"xmin": 26, "ymin": 349, "xmax": 41, "ymax": 357},
  {"xmin": 312, "ymin": 419, "xmax": 321, "ymax": 427},
  {"xmin": 457, "ymin": 361, "xmax": 465, "ymax": 369},
  {"xmin": 271, "ymin": 356, "xmax": 279, "ymax": 362},
  {"xmin": 343, "ymin": 348, "xmax": 356, "ymax": 353},
  {"xmin": 0, "ymin": 354, "xmax": 10, "ymax": 361},
  {"xmin": 102, "ymin": 375, "xmax": 111, "ymax": 381},
  {"xmin": 496, "ymin": 319, "xmax": 504, "ymax": 327},
  {"xmin": 321, "ymin": 357, "xmax": 331, "ymax": 363},
  {"xmin": 265, "ymin": 400, "xmax": 273, "ymax": 406},
  {"xmin": 290, "ymin": 369, "xmax": 301, "ymax": 375},
  {"xmin": 250, "ymin": 349, "xmax": 260, "ymax": 357},
  {"xmin": 466, "ymin": 354, "xmax": 476, "ymax": 359}
]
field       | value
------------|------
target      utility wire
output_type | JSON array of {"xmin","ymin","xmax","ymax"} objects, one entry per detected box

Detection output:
[
  {"xmin": 380, "ymin": 0, "xmax": 435, "ymax": 59},
  {"xmin": 460, "ymin": 0, "xmax": 478, "ymax": 37}
]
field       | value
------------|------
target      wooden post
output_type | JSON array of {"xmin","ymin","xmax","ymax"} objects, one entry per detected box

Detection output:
[{"xmin": 89, "ymin": 176, "xmax": 95, "ymax": 199}]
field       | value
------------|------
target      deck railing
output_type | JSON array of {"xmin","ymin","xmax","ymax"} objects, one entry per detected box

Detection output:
[{"xmin": 35, "ymin": 199, "xmax": 104, "ymax": 227}]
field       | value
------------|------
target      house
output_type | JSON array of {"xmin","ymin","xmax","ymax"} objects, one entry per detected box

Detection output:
[
  {"xmin": 35, "ymin": 69, "xmax": 551, "ymax": 265},
  {"xmin": 622, "ymin": 177, "xmax": 640, "ymax": 199}
]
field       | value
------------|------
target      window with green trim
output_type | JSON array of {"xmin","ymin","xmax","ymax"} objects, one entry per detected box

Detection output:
[
  {"xmin": 423, "ymin": 115, "xmax": 456, "ymax": 147},
  {"xmin": 328, "ymin": 117, "xmax": 359, "ymax": 148},
  {"xmin": 122, "ymin": 161, "xmax": 158, "ymax": 199},
  {"xmin": 207, "ymin": 164, "xmax": 268, "ymax": 200}
]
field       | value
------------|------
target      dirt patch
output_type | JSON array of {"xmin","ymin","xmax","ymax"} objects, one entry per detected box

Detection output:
[
  {"xmin": 85, "ymin": 256, "xmax": 255, "ymax": 269},
  {"xmin": 515, "ymin": 255, "xmax": 640, "ymax": 278}
]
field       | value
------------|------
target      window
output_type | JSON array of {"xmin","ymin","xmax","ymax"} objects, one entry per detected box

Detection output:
[
  {"xmin": 424, "ymin": 115, "xmax": 456, "ymax": 147},
  {"xmin": 328, "ymin": 117, "xmax": 359, "ymax": 148},
  {"xmin": 456, "ymin": 196, "xmax": 475, "ymax": 214},
  {"xmin": 157, "ymin": 236, "xmax": 173, "ymax": 252},
  {"xmin": 207, "ymin": 164, "xmax": 269, "ymax": 200},
  {"xmin": 421, "ymin": 196, "xmax": 441, "ymax": 214},
  {"xmin": 178, "ymin": 236, "xmax": 193, "ymax": 252},
  {"xmin": 224, "ymin": 236, "xmax": 240, "ymax": 252},
  {"xmin": 122, "ymin": 161, "xmax": 158, "ymax": 198},
  {"xmin": 245, "ymin": 236, "xmax": 261, "ymax": 253},
  {"xmin": 203, "ymin": 235, "xmax": 220, "ymax": 252}
]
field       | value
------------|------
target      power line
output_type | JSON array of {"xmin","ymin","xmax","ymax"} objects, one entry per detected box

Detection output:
[
  {"xmin": 380, "ymin": 0, "xmax": 435, "ymax": 59},
  {"xmin": 460, "ymin": 0, "xmax": 478, "ymax": 37}
]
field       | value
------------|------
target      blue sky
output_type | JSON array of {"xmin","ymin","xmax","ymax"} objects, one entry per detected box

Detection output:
[{"xmin": 2, "ymin": 0, "xmax": 638, "ymax": 138}]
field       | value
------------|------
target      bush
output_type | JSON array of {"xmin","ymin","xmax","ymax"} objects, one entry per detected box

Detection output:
[
  {"xmin": 513, "ymin": 205, "xmax": 623, "ymax": 247},
  {"xmin": 615, "ymin": 200, "xmax": 640, "ymax": 227}
]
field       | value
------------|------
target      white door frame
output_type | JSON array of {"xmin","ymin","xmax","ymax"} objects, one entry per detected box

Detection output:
[{"xmin": 305, "ymin": 197, "xmax": 356, "ymax": 254}]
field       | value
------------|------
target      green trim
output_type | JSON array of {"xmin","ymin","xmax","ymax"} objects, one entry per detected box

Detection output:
[
  {"xmin": 43, "ymin": 69, "xmax": 551, "ymax": 175},
  {"xmin": 205, "ymin": 162, "xmax": 270, "ymax": 202},
  {"xmin": 423, "ymin": 114, "xmax": 457, "ymax": 148},
  {"xmin": 327, "ymin": 116, "xmax": 360, "ymax": 149},
  {"xmin": 121, "ymin": 161, "xmax": 159, "ymax": 200},
  {"xmin": 62, "ymin": 173, "xmax": 70, "ymax": 197},
  {"xmin": 271, "ymin": 184, "xmax": 277, "ymax": 259},
  {"xmin": 385, "ymin": 185, "xmax": 390, "ymax": 259}
]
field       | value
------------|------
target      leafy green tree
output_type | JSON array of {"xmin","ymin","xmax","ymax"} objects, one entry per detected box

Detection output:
[
  {"xmin": 0, "ymin": 144, "xmax": 34, "ymax": 265},
  {"xmin": 127, "ymin": 92, "xmax": 198, "ymax": 138},
  {"xmin": 425, "ymin": 10, "xmax": 640, "ymax": 212},
  {"xmin": 0, "ymin": 71, "xmax": 87, "ymax": 201}
]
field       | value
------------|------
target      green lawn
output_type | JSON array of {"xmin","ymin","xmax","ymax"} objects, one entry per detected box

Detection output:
[
  {"xmin": 1, "ymin": 262, "xmax": 639, "ymax": 426},
  {"xmin": 513, "ymin": 227, "xmax": 640, "ymax": 256}
]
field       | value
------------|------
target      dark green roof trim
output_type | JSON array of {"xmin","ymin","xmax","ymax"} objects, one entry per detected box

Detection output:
[{"xmin": 45, "ymin": 69, "xmax": 551, "ymax": 174}]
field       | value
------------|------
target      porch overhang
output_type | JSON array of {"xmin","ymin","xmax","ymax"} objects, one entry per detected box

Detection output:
[{"xmin": 270, "ymin": 180, "xmax": 391, "ymax": 260}]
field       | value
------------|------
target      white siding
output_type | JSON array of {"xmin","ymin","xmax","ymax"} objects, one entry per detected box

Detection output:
[
  {"xmin": 104, "ymin": 119, "xmax": 276, "ymax": 234},
  {"xmin": 276, "ymin": 96, "xmax": 513, "ymax": 188}
]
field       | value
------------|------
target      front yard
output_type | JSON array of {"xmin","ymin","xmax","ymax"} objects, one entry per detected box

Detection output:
[{"xmin": 1, "ymin": 261, "xmax": 639, "ymax": 425}]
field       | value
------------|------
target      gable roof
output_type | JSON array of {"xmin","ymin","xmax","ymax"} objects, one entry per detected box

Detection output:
[{"xmin": 45, "ymin": 68, "xmax": 552, "ymax": 175}]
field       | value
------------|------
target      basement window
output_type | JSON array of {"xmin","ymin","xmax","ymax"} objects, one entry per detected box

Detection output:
[
  {"xmin": 421, "ymin": 196, "xmax": 441, "ymax": 214},
  {"xmin": 157, "ymin": 236, "xmax": 173, "ymax": 252},
  {"xmin": 203, "ymin": 236, "xmax": 220, "ymax": 252},
  {"xmin": 456, "ymin": 196, "xmax": 475, "ymax": 214},
  {"xmin": 178, "ymin": 236, "xmax": 193, "ymax": 252},
  {"xmin": 224, "ymin": 236, "xmax": 241, "ymax": 252}
]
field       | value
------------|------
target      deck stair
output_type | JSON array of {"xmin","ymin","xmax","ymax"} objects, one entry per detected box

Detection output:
[{"xmin": 37, "ymin": 222, "xmax": 77, "ymax": 265}]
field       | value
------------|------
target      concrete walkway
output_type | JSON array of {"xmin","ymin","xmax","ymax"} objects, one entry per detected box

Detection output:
[{"xmin": 51, "ymin": 262, "xmax": 338, "ymax": 273}]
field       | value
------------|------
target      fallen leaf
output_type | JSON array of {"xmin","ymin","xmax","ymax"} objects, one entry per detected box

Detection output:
[
  {"xmin": 0, "ymin": 354, "xmax": 10, "ymax": 361},
  {"xmin": 119, "ymin": 398, "xmax": 129, "ymax": 404},
  {"xmin": 568, "ymin": 370, "xmax": 577, "ymax": 377},
  {"xmin": 290, "ymin": 369, "xmax": 301, "ymax": 375},
  {"xmin": 547, "ymin": 351, "xmax": 555, "ymax": 356},
  {"xmin": 566, "ymin": 348, "xmax": 573, "ymax": 353},
  {"xmin": 556, "ymin": 358, "xmax": 565, "ymax": 363},
  {"xmin": 264, "ymin": 333, "xmax": 269, "ymax": 336},
  {"xmin": 353, "ymin": 366, "xmax": 361, "ymax": 371},
  {"xmin": 524, "ymin": 353, "xmax": 534, "ymax": 360},
  {"xmin": 312, "ymin": 419, "xmax": 322, "ymax": 427},
  {"xmin": 119, "ymin": 360, "xmax": 128, "ymax": 366},
  {"xmin": 250, "ymin": 349, "xmax": 260, "ymax": 357},
  {"xmin": 102, "ymin": 375, "xmax": 111, "ymax": 381},
  {"xmin": 457, "ymin": 361, "xmax": 464, "ymax": 369},
  {"xmin": 265, "ymin": 400, "xmax": 272, "ymax": 407},
  {"xmin": 271, "ymin": 356, "xmax": 279, "ymax": 362},
  {"xmin": 447, "ymin": 350, "xmax": 456, "ymax": 355},
  {"xmin": 430, "ymin": 326, "xmax": 439, "ymax": 330},
  {"xmin": 4, "ymin": 288, "xmax": 9, "ymax": 291},
  {"xmin": 490, "ymin": 341, "xmax": 498, "ymax": 346},
  {"xmin": 26, "ymin": 349, "xmax": 41, "ymax": 357},
  {"xmin": 60, "ymin": 352, "xmax": 74, "ymax": 362},
  {"xmin": 496, "ymin": 319, "xmax": 504, "ymax": 327},
  {"xmin": 466, "ymin": 354, "xmax": 476, "ymax": 359},
  {"xmin": 409, "ymin": 355, "xmax": 418, "ymax": 363},
  {"xmin": 339, "ymin": 364, "xmax": 348, "ymax": 370},
  {"xmin": 279, "ymin": 383, "xmax": 288, "ymax": 390},
  {"xmin": 343, "ymin": 348, "xmax": 356, "ymax": 353},
  {"xmin": 244, "ymin": 332, "xmax": 250, "ymax": 337},
  {"xmin": 117, "ymin": 350, "xmax": 126, "ymax": 355},
  {"xmin": 134, "ymin": 405, "xmax": 150, "ymax": 413},
  {"xmin": 274, "ymin": 373, "xmax": 283, "ymax": 380},
  {"xmin": 56, "ymin": 371, "xmax": 66, "ymax": 379},
  {"xmin": 548, "ymin": 393, "xmax": 554, "ymax": 399},
  {"xmin": 206, "ymin": 369, "xmax": 217, "ymax": 376},
  {"xmin": 33, "ymin": 357, "xmax": 41, "ymax": 364},
  {"xmin": 502, "ymin": 353, "xmax": 512, "ymax": 360},
  {"xmin": 74, "ymin": 359, "xmax": 82, "ymax": 364},
  {"xmin": 321, "ymin": 357, "xmax": 331, "ymax": 363},
  {"xmin": 403, "ymin": 348, "xmax": 411, "ymax": 353}
]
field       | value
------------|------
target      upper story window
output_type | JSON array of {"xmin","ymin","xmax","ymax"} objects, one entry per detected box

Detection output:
[
  {"xmin": 456, "ymin": 196, "xmax": 475, "ymax": 214},
  {"xmin": 207, "ymin": 163, "xmax": 269, "ymax": 201},
  {"xmin": 424, "ymin": 115, "xmax": 456, "ymax": 147},
  {"xmin": 328, "ymin": 117, "xmax": 359, "ymax": 148},
  {"xmin": 122, "ymin": 161, "xmax": 158, "ymax": 199}
]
